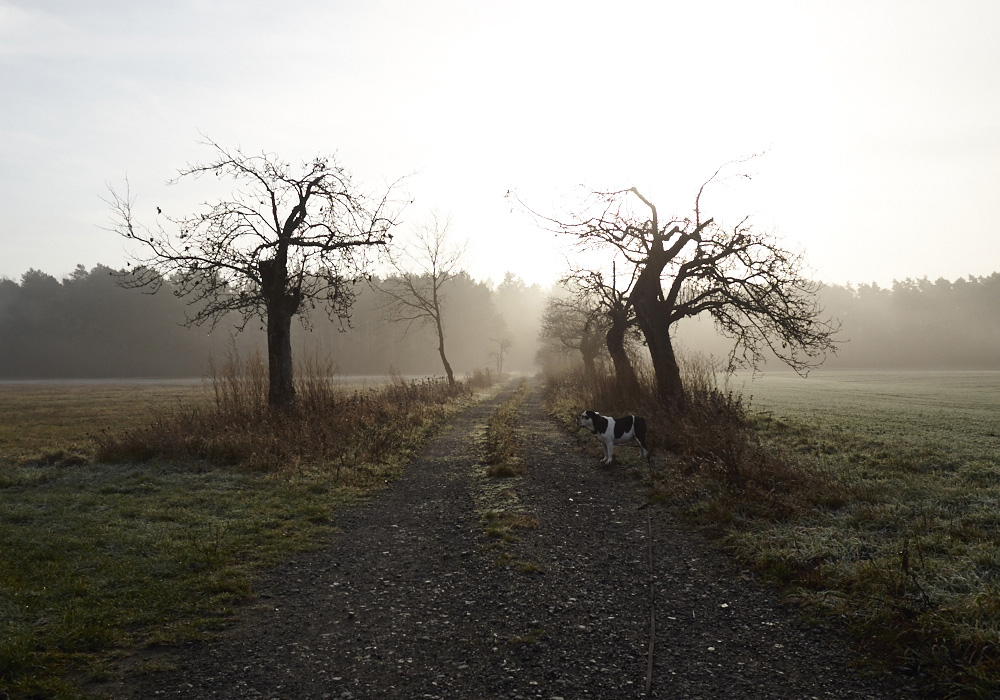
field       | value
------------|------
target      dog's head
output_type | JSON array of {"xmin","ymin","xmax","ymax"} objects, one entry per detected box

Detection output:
[{"xmin": 576, "ymin": 410, "xmax": 600, "ymax": 431}]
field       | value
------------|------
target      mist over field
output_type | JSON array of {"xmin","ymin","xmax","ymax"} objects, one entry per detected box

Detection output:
[{"xmin": 1, "ymin": 264, "xmax": 998, "ymax": 379}]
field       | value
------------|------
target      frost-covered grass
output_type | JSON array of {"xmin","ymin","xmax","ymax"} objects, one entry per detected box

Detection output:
[
  {"xmin": 730, "ymin": 370, "xmax": 1000, "ymax": 696},
  {"xmin": 0, "ymin": 380, "xmax": 212, "ymax": 465}
]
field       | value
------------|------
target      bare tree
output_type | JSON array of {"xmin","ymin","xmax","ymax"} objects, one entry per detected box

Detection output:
[
  {"xmin": 105, "ymin": 139, "xmax": 405, "ymax": 408},
  {"xmin": 562, "ymin": 261, "xmax": 641, "ymax": 393},
  {"xmin": 489, "ymin": 337, "xmax": 513, "ymax": 375},
  {"xmin": 511, "ymin": 164, "xmax": 839, "ymax": 406},
  {"xmin": 373, "ymin": 212, "xmax": 465, "ymax": 386},
  {"xmin": 538, "ymin": 285, "xmax": 608, "ymax": 383}
]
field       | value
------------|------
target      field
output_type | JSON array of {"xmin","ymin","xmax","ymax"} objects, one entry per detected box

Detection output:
[
  {"xmin": 0, "ymin": 380, "xmax": 213, "ymax": 461},
  {"xmin": 725, "ymin": 370, "xmax": 1000, "ymax": 695}
]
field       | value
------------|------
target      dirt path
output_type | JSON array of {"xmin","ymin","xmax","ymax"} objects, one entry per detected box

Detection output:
[{"xmin": 97, "ymin": 379, "xmax": 914, "ymax": 699}]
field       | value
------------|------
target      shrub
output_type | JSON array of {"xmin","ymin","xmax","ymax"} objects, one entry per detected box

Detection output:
[
  {"xmin": 543, "ymin": 351, "xmax": 851, "ymax": 521},
  {"xmin": 94, "ymin": 349, "xmax": 480, "ymax": 475}
]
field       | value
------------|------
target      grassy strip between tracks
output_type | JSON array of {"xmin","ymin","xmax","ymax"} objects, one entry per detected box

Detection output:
[{"xmin": 475, "ymin": 380, "xmax": 541, "ymax": 573}]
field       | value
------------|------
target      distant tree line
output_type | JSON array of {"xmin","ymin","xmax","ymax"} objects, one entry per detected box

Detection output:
[
  {"xmin": 673, "ymin": 274, "xmax": 1000, "ymax": 370},
  {"xmin": 0, "ymin": 265, "xmax": 546, "ymax": 379},
  {"xmin": 823, "ymin": 275, "xmax": 1000, "ymax": 368}
]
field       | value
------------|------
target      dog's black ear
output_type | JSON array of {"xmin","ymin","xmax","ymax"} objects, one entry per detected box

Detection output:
[
  {"xmin": 590, "ymin": 412, "xmax": 609, "ymax": 434},
  {"xmin": 585, "ymin": 410, "xmax": 598, "ymax": 419}
]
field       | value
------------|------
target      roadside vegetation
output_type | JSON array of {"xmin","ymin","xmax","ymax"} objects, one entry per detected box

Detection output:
[
  {"xmin": 92, "ymin": 349, "xmax": 487, "ymax": 472},
  {"xmin": 0, "ymin": 357, "xmax": 496, "ymax": 699},
  {"xmin": 545, "ymin": 358, "xmax": 1000, "ymax": 697}
]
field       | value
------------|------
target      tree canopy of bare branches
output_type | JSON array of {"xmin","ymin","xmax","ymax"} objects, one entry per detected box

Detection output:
[
  {"xmin": 373, "ymin": 212, "xmax": 466, "ymax": 386},
  {"xmin": 512, "ymin": 163, "xmax": 839, "ymax": 406},
  {"xmin": 105, "ymin": 139, "xmax": 406, "ymax": 407}
]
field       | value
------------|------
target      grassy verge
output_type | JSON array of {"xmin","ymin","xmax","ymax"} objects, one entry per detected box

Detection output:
[
  {"xmin": 475, "ymin": 381, "xmax": 540, "ymax": 572},
  {"xmin": 0, "ymin": 359, "xmax": 497, "ymax": 699},
  {"xmin": 543, "ymin": 362, "xmax": 1000, "ymax": 697}
]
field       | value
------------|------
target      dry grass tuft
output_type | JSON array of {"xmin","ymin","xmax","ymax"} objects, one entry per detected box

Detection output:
[{"xmin": 94, "ymin": 348, "xmax": 494, "ymax": 475}]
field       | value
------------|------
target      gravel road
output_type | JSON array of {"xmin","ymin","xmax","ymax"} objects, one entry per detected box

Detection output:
[{"xmin": 96, "ymin": 379, "xmax": 916, "ymax": 699}]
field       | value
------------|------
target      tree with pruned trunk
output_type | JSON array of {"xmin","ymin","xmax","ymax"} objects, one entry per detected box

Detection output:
[
  {"xmin": 373, "ymin": 212, "xmax": 465, "ymax": 387},
  {"xmin": 561, "ymin": 262, "xmax": 642, "ymax": 394},
  {"xmin": 511, "ymin": 163, "xmax": 839, "ymax": 406},
  {"xmin": 538, "ymin": 284, "xmax": 609, "ymax": 383},
  {"xmin": 105, "ymin": 139, "xmax": 405, "ymax": 408}
]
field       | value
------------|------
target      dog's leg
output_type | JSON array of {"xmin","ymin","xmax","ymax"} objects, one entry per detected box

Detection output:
[
  {"xmin": 604, "ymin": 442, "xmax": 614, "ymax": 465},
  {"xmin": 636, "ymin": 438, "xmax": 649, "ymax": 460},
  {"xmin": 634, "ymin": 417, "xmax": 650, "ymax": 460}
]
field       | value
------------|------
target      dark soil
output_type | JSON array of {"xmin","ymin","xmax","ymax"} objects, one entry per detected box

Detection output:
[{"xmin": 95, "ymin": 380, "xmax": 917, "ymax": 699}]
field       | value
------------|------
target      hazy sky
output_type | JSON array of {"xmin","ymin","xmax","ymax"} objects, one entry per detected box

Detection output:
[{"xmin": 2, "ymin": 0, "xmax": 998, "ymax": 288}]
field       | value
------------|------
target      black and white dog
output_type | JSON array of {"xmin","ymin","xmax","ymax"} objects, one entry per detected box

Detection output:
[{"xmin": 576, "ymin": 410, "xmax": 650, "ymax": 465}]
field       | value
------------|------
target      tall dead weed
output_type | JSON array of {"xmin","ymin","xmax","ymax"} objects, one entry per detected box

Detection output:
[{"xmin": 94, "ymin": 348, "xmax": 495, "ymax": 476}]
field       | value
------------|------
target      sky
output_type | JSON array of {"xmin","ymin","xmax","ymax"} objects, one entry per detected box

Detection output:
[{"xmin": 2, "ymin": 0, "xmax": 998, "ymax": 289}]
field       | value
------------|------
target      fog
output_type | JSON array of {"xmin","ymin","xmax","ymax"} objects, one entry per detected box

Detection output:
[
  {"xmin": 1, "ymin": 265, "xmax": 998, "ymax": 380},
  {"xmin": 674, "ymin": 274, "xmax": 1000, "ymax": 370},
  {"xmin": 0, "ymin": 265, "xmax": 547, "ymax": 379}
]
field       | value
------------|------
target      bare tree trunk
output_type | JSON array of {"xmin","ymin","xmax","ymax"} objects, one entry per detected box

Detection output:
[
  {"xmin": 435, "ymin": 314, "xmax": 455, "ymax": 387},
  {"xmin": 581, "ymin": 350, "xmax": 598, "ymax": 384},
  {"xmin": 266, "ymin": 301, "xmax": 296, "ymax": 409},
  {"xmin": 634, "ymin": 297, "xmax": 684, "ymax": 407},
  {"xmin": 261, "ymin": 256, "xmax": 300, "ymax": 409},
  {"xmin": 649, "ymin": 329, "xmax": 684, "ymax": 407},
  {"xmin": 606, "ymin": 319, "xmax": 639, "ymax": 395},
  {"xmin": 624, "ymin": 190, "xmax": 685, "ymax": 407},
  {"xmin": 632, "ymin": 241, "xmax": 684, "ymax": 407}
]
